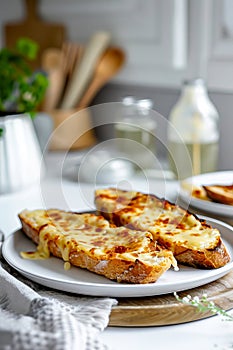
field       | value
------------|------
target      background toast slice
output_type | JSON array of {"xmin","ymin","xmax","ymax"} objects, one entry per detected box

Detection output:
[
  {"xmin": 95, "ymin": 188, "xmax": 230, "ymax": 269},
  {"xmin": 203, "ymin": 185, "xmax": 233, "ymax": 205}
]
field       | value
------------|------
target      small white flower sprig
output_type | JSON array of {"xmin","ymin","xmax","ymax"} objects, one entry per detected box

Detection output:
[{"xmin": 174, "ymin": 292, "xmax": 233, "ymax": 321}]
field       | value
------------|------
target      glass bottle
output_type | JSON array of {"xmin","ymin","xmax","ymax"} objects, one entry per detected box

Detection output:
[
  {"xmin": 167, "ymin": 78, "xmax": 219, "ymax": 179},
  {"xmin": 114, "ymin": 97, "xmax": 157, "ymax": 169}
]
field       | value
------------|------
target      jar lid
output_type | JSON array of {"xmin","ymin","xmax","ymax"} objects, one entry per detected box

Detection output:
[
  {"xmin": 122, "ymin": 96, "xmax": 135, "ymax": 106},
  {"xmin": 137, "ymin": 99, "xmax": 153, "ymax": 110},
  {"xmin": 78, "ymin": 150, "xmax": 135, "ymax": 184}
]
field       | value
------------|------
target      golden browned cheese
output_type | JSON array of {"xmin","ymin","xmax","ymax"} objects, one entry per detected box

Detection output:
[
  {"xmin": 18, "ymin": 209, "xmax": 177, "ymax": 284},
  {"xmin": 95, "ymin": 188, "xmax": 231, "ymax": 268}
]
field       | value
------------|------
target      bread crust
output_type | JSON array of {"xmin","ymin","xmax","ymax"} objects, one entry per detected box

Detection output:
[
  {"xmin": 203, "ymin": 185, "xmax": 233, "ymax": 205},
  {"xmin": 162, "ymin": 236, "xmax": 229, "ymax": 269},
  {"xmin": 19, "ymin": 210, "xmax": 173, "ymax": 284},
  {"xmin": 95, "ymin": 188, "xmax": 231, "ymax": 269}
]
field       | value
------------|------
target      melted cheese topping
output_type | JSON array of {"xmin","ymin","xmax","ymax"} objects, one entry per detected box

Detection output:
[
  {"xmin": 95, "ymin": 188, "xmax": 138, "ymax": 214},
  {"xmin": 20, "ymin": 209, "xmax": 174, "ymax": 268},
  {"xmin": 95, "ymin": 189, "xmax": 220, "ymax": 250}
]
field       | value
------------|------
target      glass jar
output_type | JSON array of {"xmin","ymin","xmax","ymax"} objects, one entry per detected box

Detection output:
[
  {"xmin": 167, "ymin": 78, "xmax": 219, "ymax": 179},
  {"xmin": 114, "ymin": 97, "xmax": 157, "ymax": 169}
]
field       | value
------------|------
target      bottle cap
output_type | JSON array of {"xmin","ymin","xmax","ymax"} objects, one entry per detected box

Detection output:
[{"xmin": 183, "ymin": 78, "xmax": 205, "ymax": 86}]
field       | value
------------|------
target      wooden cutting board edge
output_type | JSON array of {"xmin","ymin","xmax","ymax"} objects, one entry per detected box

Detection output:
[
  {"xmin": 109, "ymin": 270, "xmax": 233, "ymax": 327},
  {"xmin": 4, "ymin": 0, "xmax": 66, "ymax": 70}
]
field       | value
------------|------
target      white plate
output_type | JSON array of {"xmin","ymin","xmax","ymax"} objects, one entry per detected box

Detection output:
[
  {"xmin": 179, "ymin": 171, "xmax": 233, "ymax": 217},
  {"xmin": 2, "ymin": 217, "xmax": 233, "ymax": 298}
]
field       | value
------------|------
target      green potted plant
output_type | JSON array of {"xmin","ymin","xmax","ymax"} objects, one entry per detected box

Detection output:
[{"xmin": 0, "ymin": 37, "xmax": 48, "ymax": 116}]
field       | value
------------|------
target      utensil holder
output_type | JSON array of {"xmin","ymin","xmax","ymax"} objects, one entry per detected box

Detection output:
[{"xmin": 48, "ymin": 108, "xmax": 97, "ymax": 151}]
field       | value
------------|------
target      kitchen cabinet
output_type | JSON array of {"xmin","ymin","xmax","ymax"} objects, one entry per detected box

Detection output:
[
  {"xmin": 41, "ymin": 0, "xmax": 233, "ymax": 92},
  {"xmin": 0, "ymin": 0, "xmax": 233, "ymax": 91},
  {"xmin": 40, "ymin": 0, "xmax": 188, "ymax": 88}
]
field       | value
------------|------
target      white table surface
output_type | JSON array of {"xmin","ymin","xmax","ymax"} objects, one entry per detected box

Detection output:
[{"xmin": 1, "ymin": 151, "xmax": 233, "ymax": 350}]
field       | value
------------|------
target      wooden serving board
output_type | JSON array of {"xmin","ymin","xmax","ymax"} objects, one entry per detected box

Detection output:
[
  {"xmin": 4, "ymin": 0, "xmax": 66, "ymax": 70},
  {"xmin": 109, "ymin": 270, "xmax": 233, "ymax": 327}
]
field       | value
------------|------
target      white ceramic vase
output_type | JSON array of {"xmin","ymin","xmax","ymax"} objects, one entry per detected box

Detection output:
[{"xmin": 0, "ymin": 113, "xmax": 45, "ymax": 194}]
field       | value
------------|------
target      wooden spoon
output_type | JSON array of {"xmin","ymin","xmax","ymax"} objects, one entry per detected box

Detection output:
[
  {"xmin": 77, "ymin": 47, "xmax": 126, "ymax": 109},
  {"xmin": 41, "ymin": 48, "xmax": 65, "ymax": 111}
]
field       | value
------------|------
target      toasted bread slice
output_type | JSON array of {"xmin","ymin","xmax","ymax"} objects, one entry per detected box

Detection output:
[
  {"xmin": 18, "ymin": 209, "xmax": 176, "ymax": 284},
  {"xmin": 181, "ymin": 182, "xmax": 210, "ymax": 201},
  {"xmin": 95, "ymin": 188, "xmax": 230, "ymax": 269},
  {"xmin": 203, "ymin": 185, "xmax": 233, "ymax": 205}
]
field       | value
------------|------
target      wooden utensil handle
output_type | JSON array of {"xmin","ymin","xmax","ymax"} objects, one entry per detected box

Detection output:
[
  {"xmin": 78, "ymin": 78, "xmax": 105, "ymax": 109},
  {"xmin": 61, "ymin": 31, "xmax": 110, "ymax": 109},
  {"xmin": 24, "ymin": 0, "xmax": 38, "ymax": 20}
]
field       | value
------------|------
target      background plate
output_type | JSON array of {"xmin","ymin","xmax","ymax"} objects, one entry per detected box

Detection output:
[
  {"xmin": 179, "ymin": 171, "xmax": 233, "ymax": 217},
  {"xmin": 2, "ymin": 217, "xmax": 233, "ymax": 298}
]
